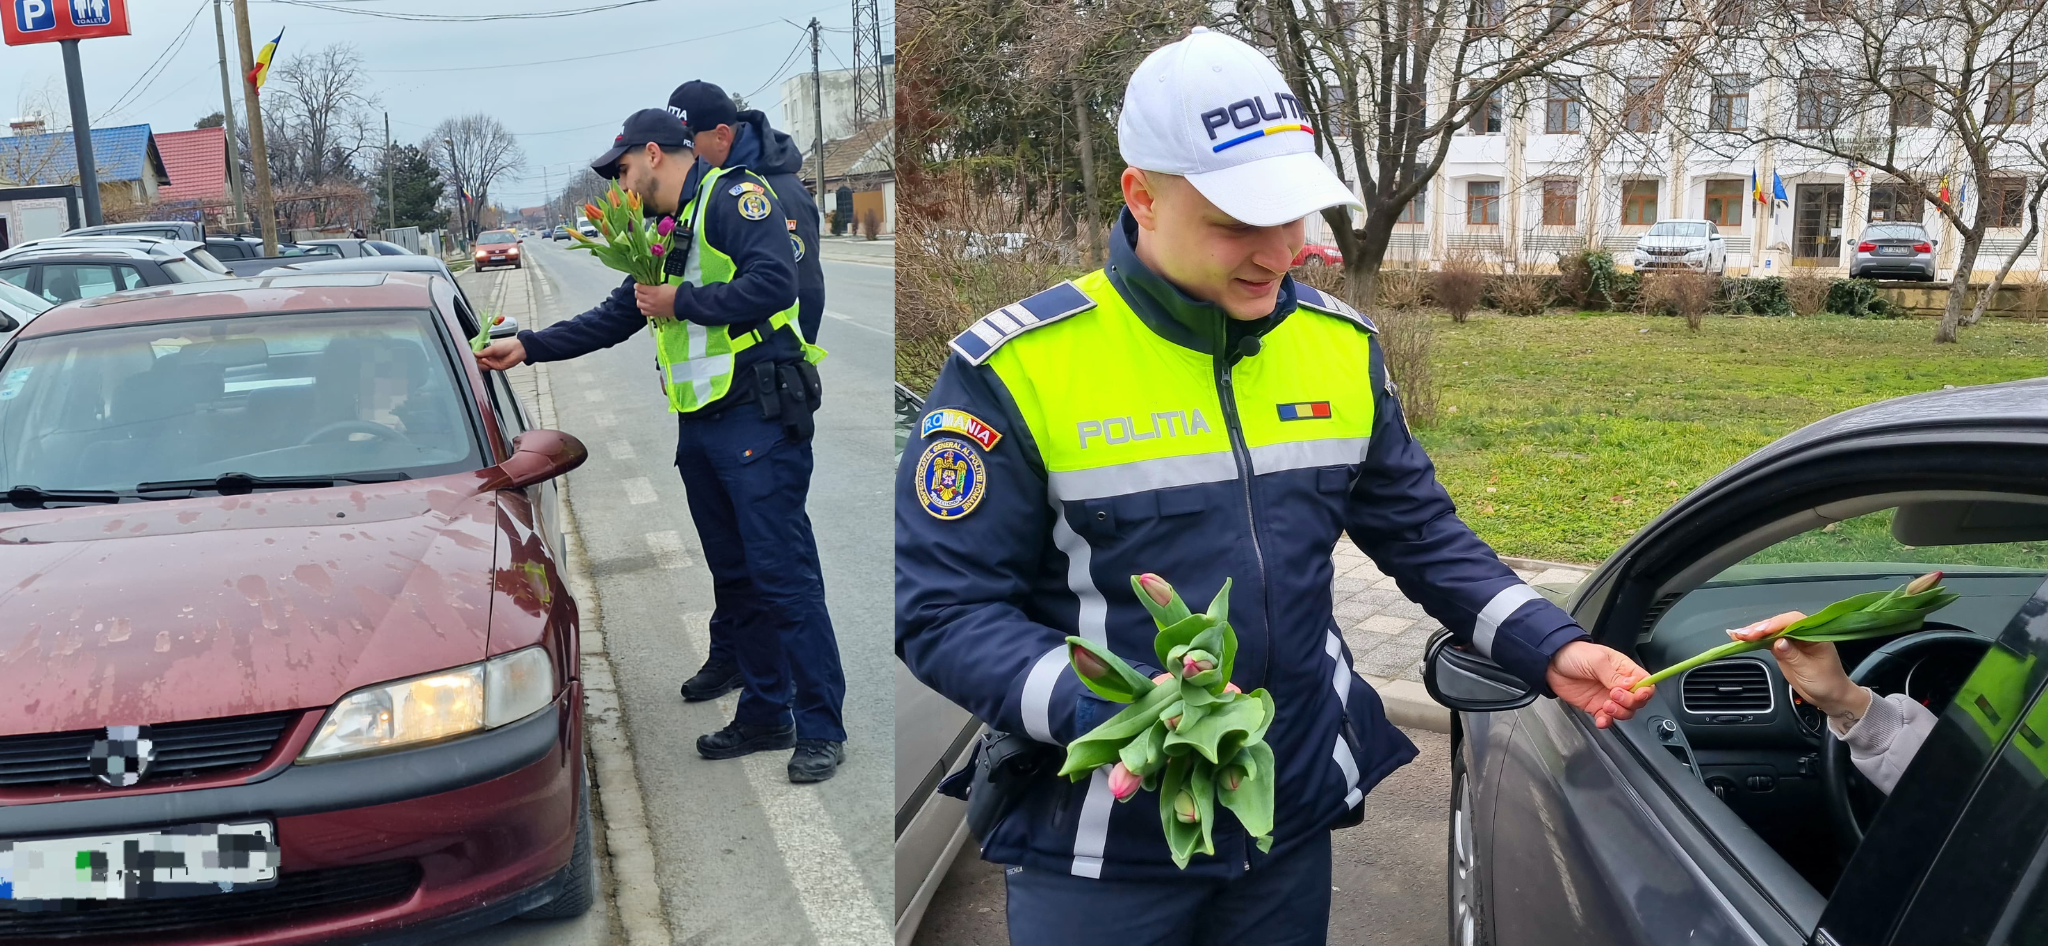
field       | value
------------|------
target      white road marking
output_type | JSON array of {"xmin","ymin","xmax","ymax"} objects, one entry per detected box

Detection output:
[
  {"xmin": 740, "ymin": 755, "xmax": 895, "ymax": 946},
  {"xmin": 591, "ymin": 412, "xmax": 617, "ymax": 428},
  {"xmin": 621, "ymin": 477, "xmax": 658, "ymax": 505},
  {"xmin": 644, "ymin": 531, "xmax": 692, "ymax": 570},
  {"xmin": 607, "ymin": 440, "xmax": 637, "ymax": 460},
  {"xmin": 824, "ymin": 309, "xmax": 891, "ymax": 337}
]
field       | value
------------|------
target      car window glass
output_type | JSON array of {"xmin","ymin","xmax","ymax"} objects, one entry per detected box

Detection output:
[
  {"xmin": 158, "ymin": 258, "xmax": 222, "ymax": 284},
  {"xmin": 207, "ymin": 241, "xmax": 248, "ymax": 260},
  {"xmin": 0, "ymin": 279, "xmax": 51, "ymax": 317},
  {"xmin": 0, "ymin": 267, "xmax": 29, "ymax": 291},
  {"xmin": 184, "ymin": 247, "xmax": 232, "ymax": 274},
  {"xmin": 39, "ymin": 264, "xmax": 143, "ymax": 302},
  {"xmin": 0, "ymin": 309, "xmax": 484, "ymax": 494}
]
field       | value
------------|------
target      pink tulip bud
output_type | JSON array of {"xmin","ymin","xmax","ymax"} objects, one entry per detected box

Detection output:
[
  {"xmin": 1906, "ymin": 570, "xmax": 1943, "ymax": 595},
  {"xmin": 1183, "ymin": 656, "xmax": 1200, "ymax": 678},
  {"xmin": 1173, "ymin": 791, "xmax": 1199, "ymax": 824},
  {"xmin": 1071, "ymin": 643, "xmax": 1110, "ymax": 681},
  {"xmin": 1224, "ymin": 682, "xmax": 1242, "ymax": 695},
  {"xmin": 1221, "ymin": 766, "xmax": 1245, "ymax": 792},
  {"xmin": 1108, "ymin": 762, "xmax": 1141, "ymax": 800},
  {"xmin": 1138, "ymin": 573, "xmax": 1174, "ymax": 607},
  {"xmin": 1165, "ymin": 713, "xmax": 1181, "ymax": 730},
  {"xmin": 657, "ymin": 216, "xmax": 677, "ymax": 237},
  {"xmin": 650, "ymin": 244, "xmax": 666, "ymax": 256}
]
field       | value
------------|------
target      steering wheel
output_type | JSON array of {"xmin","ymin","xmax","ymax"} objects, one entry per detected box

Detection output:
[
  {"xmin": 299, "ymin": 420, "xmax": 410, "ymax": 446},
  {"xmin": 1823, "ymin": 628, "xmax": 1989, "ymax": 857}
]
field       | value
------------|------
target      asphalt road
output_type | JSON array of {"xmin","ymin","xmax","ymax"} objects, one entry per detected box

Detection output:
[
  {"xmin": 447, "ymin": 236, "xmax": 894, "ymax": 945},
  {"xmin": 908, "ymin": 728, "xmax": 1451, "ymax": 946}
]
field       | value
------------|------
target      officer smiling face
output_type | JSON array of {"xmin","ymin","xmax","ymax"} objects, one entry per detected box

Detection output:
[{"xmin": 1122, "ymin": 168, "xmax": 1306, "ymax": 321}]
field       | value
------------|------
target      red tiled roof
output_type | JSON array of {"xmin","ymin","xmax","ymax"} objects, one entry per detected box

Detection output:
[{"xmin": 155, "ymin": 127, "xmax": 229, "ymax": 203}]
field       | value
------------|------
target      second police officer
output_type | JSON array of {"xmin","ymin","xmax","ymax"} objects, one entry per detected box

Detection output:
[
  {"xmin": 478, "ymin": 108, "xmax": 849, "ymax": 783},
  {"xmin": 896, "ymin": 28, "xmax": 1657, "ymax": 940}
]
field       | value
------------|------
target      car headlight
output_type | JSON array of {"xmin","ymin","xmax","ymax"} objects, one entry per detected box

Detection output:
[
  {"xmin": 508, "ymin": 247, "xmax": 520, "ymax": 255},
  {"xmin": 299, "ymin": 647, "xmax": 555, "ymax": 761}
]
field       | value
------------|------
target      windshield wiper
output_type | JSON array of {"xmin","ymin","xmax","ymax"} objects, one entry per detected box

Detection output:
[
  {"xmin": 135, "ymin": 471, "xmax": 412, "ymax": 495},
  {"xmin": 4, "ymin": 485, "xmax": 129, "ymax": 508}
]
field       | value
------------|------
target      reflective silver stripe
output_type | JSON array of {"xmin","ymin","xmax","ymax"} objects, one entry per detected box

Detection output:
[
  {"xmin": 1326, "ymin": 631, "xmax": 1351, "ymax": 709},
  {"xmin": 1047, "ymin": 451, "xmax": 1237, "ymax": 502},
  {"xmin": 1003, "ymin": 302, "xmax": 1040, "ymax": 325},
  {"xmin": 1332, "ymin": 733, "xmax": 1360, "ymax": 797},
  {"xmin": 985, "ymin": 309, "xmax": 1023, "ymax": 335},
  {"xmin": 1327, "ymin": 631, "xmax": 1362, "ymax": 804},
  {"xmin": 969, "ymin": 321, "xmax": 1005, "ymax": 346},
  {"xmin": 1473, "ymin": 583, "xmax": 1544, "ymax": 659},
  {"xmin": 685, "ymin": 322, "xmax": 715, "ymax": 404},
  {"xmin": 1020, "ymin": 645, "xmax": 1070, "ymax": 745},
  {"xmin": 1249, "ymin": 437, "xmax": 1371, "ymax": 476},
  {"xmin": 1344, "ymin": 786, "xmax": 1364, "ymax": 809},
  {"xmin": 665, "ymin": 352, "xmax": 733, "ymax": 385},
  {"xmin": 1071, "ymin": 766, "xmax": 1114, "ymax": 879}
]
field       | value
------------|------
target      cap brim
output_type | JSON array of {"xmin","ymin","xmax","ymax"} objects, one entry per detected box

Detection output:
[
  {"xmin": 1185, "ymin": 151, "xmax": 1363, "ymax": 228},
  {"xmin": 590, "ymin": 144, "xmax": 630, "ymax": 178}
]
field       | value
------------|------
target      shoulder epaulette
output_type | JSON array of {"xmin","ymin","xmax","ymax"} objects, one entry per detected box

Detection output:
[
  {"xmin": 949, "ymin": 281, "xmax": 1097, "ymax": 365},
  {"xmin": 1293, "ymin": 283, "xmax": 1377, "ymax": 333}
]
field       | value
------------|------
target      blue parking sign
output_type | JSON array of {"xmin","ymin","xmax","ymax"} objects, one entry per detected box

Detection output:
[
  {"xmin": 15, "ymin": 0, "xmax": 54, "ymax": 32},
  {"xmin": 66, "ymin": 0, "xmax": 107, "ymax": 26}
]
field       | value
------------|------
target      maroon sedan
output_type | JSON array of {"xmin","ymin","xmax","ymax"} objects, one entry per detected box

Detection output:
[{"xmin": 0, "ymin": 272, "xmax": 590, "ymax": 943}]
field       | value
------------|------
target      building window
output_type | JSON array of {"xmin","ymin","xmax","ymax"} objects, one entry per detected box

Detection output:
[
  {"xmin": 1704, "ymin": 180, "xmax": 1744, "ymax": 226},
  {"xmin": 1624, "ymin": 76, "xmax": 1663, "ymax": 133},
  {"xmin": 1545, "ymin": 79, "xmax": 1584, "ymax": 134},
  {"xmin": 1985, "ymin": 178, "xmax": 2030, "ymax": 228},
  {"xmin": 1710, "ymin": 75, "xmax": 1750, "ymax": 131},
  {"xmin": 1988, "ymin": 63, "xmax": 2037, "ymax": 125},
  {"xmin": 1467, "ymin": 181, "xmax": 1501, "ymax": 225},
  {"xmin": 1890, "ymin": 68, "xmax": 1935, "ymax": 127},
  {"xmin": 1867, "ymin": 183, "xmax": 1924, "ymax": 223},
  {"xmin": 1326, "ymin": 84, "xmax": 1351, "ymax": 136},
  {"xmin": 1622, "ymin": 180, "xmax": 1660, "ymax": 226},
  {"xmin": 1542, "ymin": 179, "xmax": 1578, "ymax": 226},
  {"xmin": 1465, "ymin": 85, "xmax": 1504, "ymax": 134},
  {"xmin": 1397, "ymin": 193, "xmax": 1426, "ymax": 224},
  {"xmin": 1797, "ymin": 71, "xmax": 1844, "ymax": 129}
]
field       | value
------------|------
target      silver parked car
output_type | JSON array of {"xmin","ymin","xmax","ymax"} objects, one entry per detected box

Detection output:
[
  {"xmin": 1849, "ymin": 223, "xmax": 1938, "ymax": 281},
  {"xmin": 0, "ymin": 278, "xmax": 52, "ymax": 340},
  {"xmin": 1431, "ymin": 378, "xmax": 2048, "ymax": 946},
  {"xmin": 1632, "ymin": 218, "xmax": 1728, "ymax": 275}
]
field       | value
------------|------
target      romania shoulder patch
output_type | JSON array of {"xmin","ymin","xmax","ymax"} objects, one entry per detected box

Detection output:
[{"xmin": 920, "ymin": 408, "xmax": 1002, "ymax": 451}]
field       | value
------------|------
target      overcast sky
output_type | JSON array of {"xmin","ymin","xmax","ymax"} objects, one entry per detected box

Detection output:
[{"xmin": 1, "ymin": 0, "xmax": 887, "ymax": 208}]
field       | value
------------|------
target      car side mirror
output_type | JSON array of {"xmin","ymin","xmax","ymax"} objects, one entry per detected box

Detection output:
[
  {"xmin": 0, "ymin": 312, "xmax": 17, "ymax": 333},
  {"xmin": 1423, "ymin": 629, "xmax": 1539, "ymax": 712},
  {"xmin": 478, "ymin": 429, "xmax": 587, "ymax": 492},
  {"xmin": 489, "ymin": 314, "xmax": 519, "ymax": 338}
]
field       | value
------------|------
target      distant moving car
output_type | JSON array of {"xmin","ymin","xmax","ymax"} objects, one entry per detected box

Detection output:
[
  {"xmin": 0, "ymin": 236, "xmax": 229, "ymax": 303},
  {"xmin": 1849, "ymin": 223, "xmax": 1938, "ymax": 282},
  {"xmin": 0, "ymin": 277, "xmax": 52, "ymax": 340},
  {"xmin": 1431, "ymin": 378, "xmax": 2048, "ymax": 946},
  {"xmin": 0, "ymin": 271, "xmax": 593, "ymax": 941},
  {"xmin": 475, "ymin": 230, "xmax": 523, "ymax": 271},
  {"xmin": 1292, "ymin": 243, "xmax": 1344, "ymax": 266},
  {"xmin": 1632, "ymin": 218, "xmax": 1728, "ymax": 275},
  {"xmin": 576, "ymin": 220, "xmax": 597, "ymax": 238},
  {"xmin": 551, "ymin": 226, "xmax": 570, "ymax": 241}
]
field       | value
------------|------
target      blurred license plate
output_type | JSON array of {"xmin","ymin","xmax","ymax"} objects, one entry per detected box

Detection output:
[
  {"xmin": 0, "ymin": 822, "xmax": 277, "ymax": 901},
  {"xmin": 1879, "ymin": 246, "xmax": 1911, "ymax": 255}
]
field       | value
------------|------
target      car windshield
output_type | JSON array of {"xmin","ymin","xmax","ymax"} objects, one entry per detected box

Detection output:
[
  {"xmin": 0, "ymin": 280, "xmax": 53, "ymax": 318},
  {"xmin": 277, "ymin": 243, "xmax": 341, "ymax": 258},
  {"xmin": 185, "ymin": 246, "xmax": 232, "ymax": 274},
  {"xmin": 479, "ymin": 232, "xmax": 517, "ymax": 245},
  {"xmin": 0, "ymin": 309, "xmax": 483, "ymax": 498},
  {"xmin": 1863, "ymin": 225, "xmax": 1926, "ymax": 241},
  {"xmin": 1645, "ymin": 222, "xmax": 1709, "ymax": 238}
]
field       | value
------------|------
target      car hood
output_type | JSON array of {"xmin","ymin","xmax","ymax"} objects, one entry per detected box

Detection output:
[{"xmin": 0, "ymin": 477, "xmax": 500, "ymax": 736}]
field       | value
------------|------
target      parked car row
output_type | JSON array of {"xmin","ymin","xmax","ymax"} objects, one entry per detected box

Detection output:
[{"xmin": 1625, "ymin": 218, "xmax": 1941, "ymax": 281}]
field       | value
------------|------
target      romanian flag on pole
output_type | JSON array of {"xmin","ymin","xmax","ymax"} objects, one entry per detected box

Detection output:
[
  {"xmin": 1752, "ymin": 166, "xmax": 1764, "ymax": 204},
  {"xmin": 248, "ymin": 28, "xmax": 284, "ymax": 92},
  {"xmin": 1938, "ymin": 174, "xmax": 1951, "ymax": 206}
]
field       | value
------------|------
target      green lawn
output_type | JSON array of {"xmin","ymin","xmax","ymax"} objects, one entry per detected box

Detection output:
[{"xmin": 1415, "ymin": 311, "xmax": 2047, "ymax": 564}]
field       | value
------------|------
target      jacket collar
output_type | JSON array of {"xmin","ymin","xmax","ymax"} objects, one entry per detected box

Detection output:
[{"xmin": 1103, "ymin": 208, "xmax": 1294, "ymax": 358}]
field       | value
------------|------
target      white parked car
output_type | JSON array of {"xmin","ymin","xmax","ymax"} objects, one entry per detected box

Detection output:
[
  {"xmin": 0, "ymin": 277, "xmax": 53, "ymax": 340},
  {"xmin": 1632, "ymin": 219, "xmax": 1728, "ymax": 275}
]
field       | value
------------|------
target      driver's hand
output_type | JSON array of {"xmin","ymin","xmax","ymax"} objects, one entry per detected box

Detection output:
[
  {"xmin": 1729, "ymin": 613, "xmax": 1870, "ymax": 719},
  {"xmin": 1546, "ymin": 640, "xmax": 1655, "ymax": 729},
  {"xmin": 476, "ymin": 338, "xmax": 526, "ymax": 371}
]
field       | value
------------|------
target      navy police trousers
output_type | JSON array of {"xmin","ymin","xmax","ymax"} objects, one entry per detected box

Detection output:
[
  {"xmin": 1004, "ymin": 830, "xmax": 1333, "ymax": 946},
  {"xmin": 673, "ymin": 403, "xmax": 846, "ymax": 742}
]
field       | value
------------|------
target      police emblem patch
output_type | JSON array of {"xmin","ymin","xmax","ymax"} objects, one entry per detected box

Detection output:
[
  {"xmin": 791, "ymin": 233, "xmax": 806, "ymax": 261},
  {"xmin": 729, "ymin": 181, "xmax": 765, "ymax": 196},
  {"xmin": 916, "ymin": 440, "xmax": 986, "ymax": 520},
  {"xmin": 737, "ymin": 192, "xmax": 772, "ymax": 220}
]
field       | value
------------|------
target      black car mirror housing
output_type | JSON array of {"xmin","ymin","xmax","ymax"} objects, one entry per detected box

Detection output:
[{"xmin": 1423, "ymin": 629, "xmax": 1539, "ymax": 712}]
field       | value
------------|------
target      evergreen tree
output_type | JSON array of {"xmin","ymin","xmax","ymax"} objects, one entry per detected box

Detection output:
[{"xmin": 376, "ymin": 144, "xmax": 449, "ymax": 231}]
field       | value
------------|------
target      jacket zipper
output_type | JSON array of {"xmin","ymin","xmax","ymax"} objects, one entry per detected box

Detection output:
[{"xmin": 1216, "ymin": 358, "xmax": 1271, "ymax": 687}]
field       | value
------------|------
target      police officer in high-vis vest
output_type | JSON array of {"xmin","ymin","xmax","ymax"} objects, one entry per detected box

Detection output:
[
  {"xmin": 895, "ymin": 29, "xmax": 1656, "ymax": 942},
  {"xmin": 479, "ymin": 108, "xmax": 848, "ymax": 783}
]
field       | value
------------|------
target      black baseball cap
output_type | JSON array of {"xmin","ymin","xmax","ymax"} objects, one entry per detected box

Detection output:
[
  {"xmin": 667, "ymin": 81, "xmax": 740, "ymax": 137},
  {"xmin": 590, "ymin": 108, "xmax": 695, "ymax": 178}
]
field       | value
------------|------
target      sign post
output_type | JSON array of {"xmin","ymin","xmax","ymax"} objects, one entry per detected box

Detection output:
[{"xmin": 2, "ymin": 0, "xmax": 133, "ymax": 228}]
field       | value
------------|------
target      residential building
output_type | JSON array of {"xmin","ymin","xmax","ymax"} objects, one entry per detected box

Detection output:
[
  {"xmin": 781, "ymin": 56, "xmax": 895, "ymax": 157},
  {"xmin": 0, "ymin": 123, "xmax": 170, "ymax": 214}
]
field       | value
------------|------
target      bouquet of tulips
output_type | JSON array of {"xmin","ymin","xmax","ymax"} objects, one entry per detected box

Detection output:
[
  {"xmin": 1632, "ymin": 570, "xmax": 1959, "ymax": 690},
  {"xmin": 566, "ymin": 181, "xmax": 679, "ymax": 287},
  {"xmin": 1060, "ymin": 574, "xmax": 1277, "ymax": 868}
]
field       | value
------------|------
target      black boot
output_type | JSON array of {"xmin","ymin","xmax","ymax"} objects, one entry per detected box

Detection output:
[
  {"xmin": 787, "ymin": 739, "xmax": 845, "ymax": 783},
  {"xmin": 696, "ymin": 720, "xmax": 797, "ymax": 760},
  {"xmin": 679, "ymin": 658, "xmax": 742, "ymax": 702}
]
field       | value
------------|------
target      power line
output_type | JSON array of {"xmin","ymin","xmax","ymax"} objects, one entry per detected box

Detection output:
[
  {"xmin": 257, "ymin": 0, "xmax": 671, "ymax": 21},
  {"xmin": 744, "ymin": 33, "xmax": 814, "ymax": 99},
  {"xmin": 95, "ymin": 0, "xmax": 212, "ymax": 124},
  {"xmin": 366, "ymin": 16, "xmax": 812, "ymax": 74}
]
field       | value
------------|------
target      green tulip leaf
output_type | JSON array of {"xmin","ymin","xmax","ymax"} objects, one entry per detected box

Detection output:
[
  {"xmin": 1155, "ymin": 614, "xmax": 1212, "ymax": 671},
  {"xmin": 1217, "ymin": 741, "xmax": 1276, "ymax": 841},
  {"xmin": 1058, "ymin": 681, "xmax": 1181, "ymax": 779},
  {"xmin": 1066, "ymin": 636, "xmax": 1156, "ymax": 703},
  {"xmin": 1190, "ymin": 759, "xmax": 1219, "ymax": 859},
  {"xmin": 1163, "ymin": 694, "xmax": 1267, "ymax": 764},
  {"xmin": 1160, "ymin": 756, "xmax": 1200, "ymax": 868}
]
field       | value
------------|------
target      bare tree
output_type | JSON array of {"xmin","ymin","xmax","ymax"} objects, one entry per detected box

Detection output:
[
  {"xmin": 263, "ymin": 43, "xmax": 382, "ymax": 189},
  {"xmin": 428, "ymin": 114, "xmax": 525, "ymax": 240}
]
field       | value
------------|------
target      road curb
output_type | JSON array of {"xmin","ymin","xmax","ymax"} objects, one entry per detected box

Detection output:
[{"xmin": 1371, "ymin": 677, "xmax": 1452, "ymax": 734}]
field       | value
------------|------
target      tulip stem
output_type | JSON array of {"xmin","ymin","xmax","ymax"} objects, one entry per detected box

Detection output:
[{"xmin": 1631, "ymin": 637, "xmax": 1769, "ymax": 691}]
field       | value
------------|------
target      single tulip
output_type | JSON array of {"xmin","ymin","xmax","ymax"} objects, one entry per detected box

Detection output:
[
  {"xmin": 1108, "ymin": 762, "xmax": 1142, "ymax": 800},
  {"xmin": 1905, "ymin": 570, "xmax": 1943, "ymax": 595},
  {"xmin": 1182, "ymin": 655, "xmax": 1215, "ymax": 679},
  {"xmin": 1221, "ymin": 766, "xmax": 1245, "ymax": 792},
  {"xmin": 650, "ymin": 244, "xmax": 666, "ymax": 256},
  {"xmin": 584, "ymin": 203, "xmax": 601, "ymax": 220},
  {"xmin": 608, "ymin": 190, "xmax": 621, "ymax": 207},
  {"xmin": 1071, "ymin": 642, "xmax": 1111, "ymax": 682},
  {"xmin": 1165, "ymin": 713, "xmax": 1181, "ymax": 730},
  {"xmin": 1138, "ymin": 573, "xmax": 1174, "ymax": 607},
  {"xmin": 657, "ymin": 216, "xmax": 676, "ymax": 237},
  {"xmin": 1173, "ymin": 791, "xmax": 1199, "ymax": 824}
]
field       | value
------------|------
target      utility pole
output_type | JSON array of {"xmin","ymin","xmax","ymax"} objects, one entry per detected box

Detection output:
[
  {"xmin": 384, "ymin": 112, "xmax": 394, "ymax": 231},
  {"xmin": 58, "ymin": 40, "xmax": 102, "ymax": 227},
  {"xmin": 212, "ymin": 0, "xmax": 247, "ymax": 229},
  {"xmin": 542, "ymin": 164, "xmax": 553, "ymax": 228},
  {"xmin": 810, "ymin": 18, "xmax": 825, "ymax": 209},
  {"xmin": 231, "ymin": 0, "xmax": 278, "ymax": 256}
]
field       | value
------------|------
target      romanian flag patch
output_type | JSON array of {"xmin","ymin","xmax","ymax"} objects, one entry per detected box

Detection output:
[
  {"xmin": 1277, "ymin": 401, "xmax": 1332, "ymax": 421},
  {"xmin": 920, "ymin": 408, "xmax": 1002, "ymax": 451}
]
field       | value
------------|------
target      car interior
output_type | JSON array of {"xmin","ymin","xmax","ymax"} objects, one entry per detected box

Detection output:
[
  {"xmin": 0, "ymin": 311, "xmax": 483, "ymax": 496},
  {"xmin": 1630, "ymin": 489, "xmax": 2048, "ymax": 895}
]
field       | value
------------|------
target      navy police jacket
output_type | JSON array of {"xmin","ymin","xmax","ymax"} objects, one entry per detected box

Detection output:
[
  {"xmin": 896, "ymin": 213, "xmax": 1590, "ymax": 881},
  {"xmin": 517, "ymin": 163, "xmax": 800, "ymax": 413}
]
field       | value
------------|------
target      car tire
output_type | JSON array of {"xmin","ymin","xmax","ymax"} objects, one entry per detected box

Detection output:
[
  {"xmin": 520, "ymin": 779, "xmax": 596, "ymax": 920},
  {"xmin": 1447, "ymin": 729, "xmax": 1489, "ymax": 946}
]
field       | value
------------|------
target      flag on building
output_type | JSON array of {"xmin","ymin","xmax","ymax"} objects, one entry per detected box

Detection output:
[
  {"xmin": 1938, "ymin": 174, "xmax": 1951, "ymax": 206},
  {"xmin": 461, "ymin": 186, "xmax": 473, "ymax": 202},
  {"xmin": 1752, "ymin": 166, "xmax": 1764, "ymax": 204},
  {"xmin": 248, "ymin": 28, "xmax": 284, "ymax": 93},
  {"xmin": 1956, "ymin": 179, "xmax": 1968, "ymax": 208},
  {"xmin": 1771, "ymin": 170, "xmax": 1787, "ymax": 205}
]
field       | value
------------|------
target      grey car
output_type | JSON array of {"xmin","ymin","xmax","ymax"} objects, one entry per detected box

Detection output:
[
  {"xmin": 1430, "ymin": 378, "xmax": 2048, "ymax": 946},
  {"xmin": 1849, "ymin": 223, "xmax": 1938, "ymax": 281}
]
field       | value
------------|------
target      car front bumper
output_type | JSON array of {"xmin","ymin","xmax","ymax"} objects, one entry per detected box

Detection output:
[{"xmin": 0, "ymin": 686, "xmax": 582, "ymax": 945}]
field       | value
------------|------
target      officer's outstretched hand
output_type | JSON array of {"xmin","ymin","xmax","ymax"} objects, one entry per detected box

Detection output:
[
  {"xmin": 634, "ymin": 282, "xmax": 678, "ymax": 320},
  {"xmin": 476, "ymin": 338, "xmax": 526, "ymax": 371},
  {"xmin": 1546, "ymin": 641, "xmax": 1655, "ymax": 729}
]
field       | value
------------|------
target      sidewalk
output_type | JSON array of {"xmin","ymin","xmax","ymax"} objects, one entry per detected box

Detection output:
[
  {"xmin": 817, "ymin": 234, "xmax": 894, "ymax": 264},
  {"xmin": 1333, "ymin": 541, "xmax": 1588, "ymax": 733}
]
